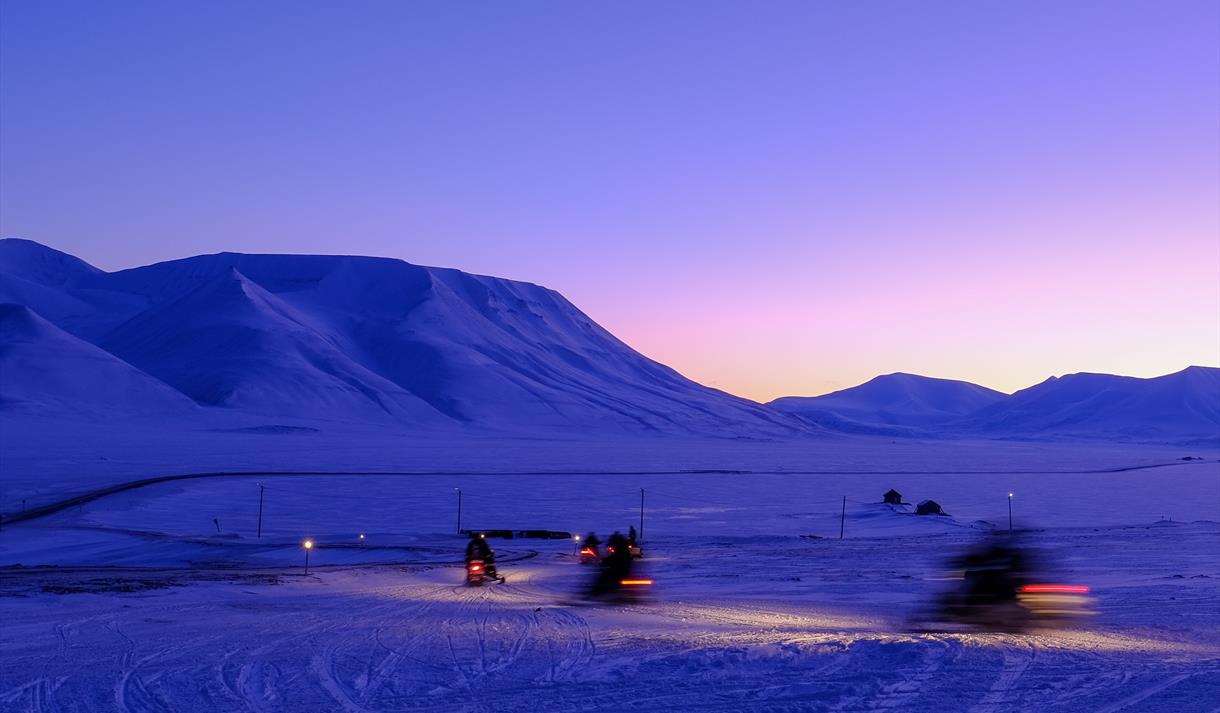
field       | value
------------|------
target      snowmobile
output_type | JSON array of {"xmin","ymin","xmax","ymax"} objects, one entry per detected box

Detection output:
[
  {"xmin": 916, "ymin": 538, "xmax": 1093, "ymax": 631},
  {"xmin": 604, "ymin": 543, "xmax": 643, "ymax": 559},
  {"xmin": 585, "ymin": 534, "xmax": 651, "ymax": 603},
  {"xmin": 579, "ymin": 546, "xmax": 599, "ymax": 565},
  {"xmin": 466, "ymin": 559, "xmax": 488, "ymax": 586},
  {"xmin": 585, "ymin": 572, "xmax": 653, "ymax": 603},
  {"xmin": 466, "ymin": 559, "xmax": 505, "ymax": 586},
  {"xmin": 1015, "ymin": 583, "xmax": 1093, "ymax": 621},
  {"xmin": 924, "ymin": 581, "xmax": 1093, "ymax": 631}
]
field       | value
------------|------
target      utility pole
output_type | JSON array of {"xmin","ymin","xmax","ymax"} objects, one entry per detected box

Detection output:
[
  {"xmin": 839, "ymin": 496, "xmax": 846, "ymax": 540},
  {"xmin": 456, "ymin": 488, "xmax": 462, "ymax": 534},
  {"xmin": 1007, "ymin": 492, "xmax": 1013, "ymax": 534},
  {"xmin": 256, "ymin": 483, "xmax": 265, "ymax": 539},
  {"xmin": 639, "ymin": 489, "xmax": 645, "ymax": 542}
]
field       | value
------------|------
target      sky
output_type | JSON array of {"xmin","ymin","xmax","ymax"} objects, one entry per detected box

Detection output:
[{"xmin": 2, "ymin": 1, "xmax": 1217, "ymax": 401}]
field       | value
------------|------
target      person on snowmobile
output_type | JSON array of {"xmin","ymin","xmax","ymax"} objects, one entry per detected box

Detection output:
[
  {"xmin": 627, "ymin": 526, "xmax": 638, "ymax": 546},
  {"xmin": 589, "ymin": 531, "xmax": 633, "ymax": 596},
  {"xmin": 583, "ymin": 532, "xmax": 601, "ymax": 557},
  {"xmin": 933, "ymin": 534, "xmax": 1038, "ymax": 628},
  {"xmin": 958, "ymin": 537, "xmax": 1032, "ymax": 607},
  {"xmin": 465, "ymin": 532, "xmax": 504, "ymax": 582}
]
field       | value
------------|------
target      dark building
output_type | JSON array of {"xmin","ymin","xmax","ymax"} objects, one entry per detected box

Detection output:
[
  {"xmin": 883, "ymin": 489, "xmax": 903, "ymax": 505},
  {"xmin": 916, "ymin": 499, "xmax": 946, "ymax": 516}
]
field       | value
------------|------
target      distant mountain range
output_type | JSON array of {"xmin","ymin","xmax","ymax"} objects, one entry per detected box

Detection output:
[
  {"xmin": 770, "ymin": 373, "xmax": 1005, "ymax": 433},
  {"xmin": 2, "ymin": 239, "xmax": 1216, "ymax": 444},
  {"xmin": 770, "ymin": 369, "xmax": 1219, "ymax": 444}
]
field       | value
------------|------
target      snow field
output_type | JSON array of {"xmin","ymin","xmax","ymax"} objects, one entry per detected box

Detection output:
[{"xmin": 1, "ymin": 459, "xmax": 1218, "ymax": 711}]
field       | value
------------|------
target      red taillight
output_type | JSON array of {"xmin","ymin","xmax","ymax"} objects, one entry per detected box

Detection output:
[
  {"xmin": 607, "ymin": 546, "xmax": 616, "ymax": 554},
  {"xmin": 580, "ymin": 548, "xmax": 595, "ymax": 556},
  {"xmin": 620, "ymin": 579, "xmax": 653, "ymax": 586},
  {"xmin": 469, "ymin": 563, "xmax": 482, "ymax": 572},
  {"xmin": 1020, "ymin": 584, "xmax": 1090, "ymax": 594}
]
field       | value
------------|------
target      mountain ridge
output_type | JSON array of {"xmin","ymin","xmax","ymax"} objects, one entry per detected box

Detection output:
[
  {"xmin": 0, "ymin": 239, "xmax": 806, "ymax": 438},
  {"xmin": 1, "ymin": 239, "xmax": 1214, "ymax": 444}
]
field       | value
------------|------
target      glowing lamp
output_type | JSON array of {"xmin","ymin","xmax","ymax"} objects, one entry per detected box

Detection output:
[{"xmin": 303, "ymin": 539, "xmax": 314, "ymax": 550}]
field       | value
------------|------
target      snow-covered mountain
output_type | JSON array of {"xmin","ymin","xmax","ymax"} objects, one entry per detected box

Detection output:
[
  {"xmin": 0, "ymin": 239, "xmax": 804, "ymax": 437},
  {"xmin": 0, "ymin": 302, "xmax": 197, "ymax": 416},
  {"xmin": 769, "ymin": 373, "xmax": 1006, "ymax": 434},
  {"xmin": 0, "ymin": 237, "xmax": 100, "ymax": 287},
  {"xmin": 963, "ymin": 367, "xmax": 1220, "ymax": 443},
  {"xmin": 770, "ymin": 368, "xmax": 1220, "ymax": 444},
  {"xmin": 2, "ymin": 239, "xmax": 1214, "ymax": 443}
]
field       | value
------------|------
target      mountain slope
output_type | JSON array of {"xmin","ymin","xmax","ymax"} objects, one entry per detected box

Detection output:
[
  {"xmin": 0, "ymin": 303, "xmax": 196, "ymax": 415},
  {"xmin": 41, "ymin": 246, "xmax": 804, "ymax": 436},
  {"xmin": 0, "ymin": 238, "xmax": 101, "ymax": 287},
  {"xmin": 97, "ymin": 267, "xmax": 449, "ymax": 426},
  {"xmin": 963, "ymin": 367, "xmax": 1220, "ymax": 442},
  {"xmin": 769, "ymin": 373, "xmax": 1006, "ymax": 431}
]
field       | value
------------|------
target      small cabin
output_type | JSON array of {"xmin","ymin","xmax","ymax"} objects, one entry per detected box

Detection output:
[
  {"xmin": 882, "ymin": 489, "xmax": 903, "ymax": 505},
  {"xmin": 915, "ymin": 499, "xmax": 945, "ymax": 516}
]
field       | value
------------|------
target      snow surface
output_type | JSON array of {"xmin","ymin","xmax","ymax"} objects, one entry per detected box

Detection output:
[{"xmin": 1, "ymin": 447, "xmax": 1217, "ymax": 712}]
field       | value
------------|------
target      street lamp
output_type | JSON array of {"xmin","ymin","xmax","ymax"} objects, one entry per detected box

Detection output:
[
  {"xmin": 303, "ymin": 539, "xmax": 314, "ymax": 575},
  {"xmin": 1007, "ymin": 493, "xmax": 1014, "ymax": 534},
  {"xmin": 573, "ymin": 534, "xmax": 581, "ymax": 555},
  {"xmin": 358, "ymin": 533, "xmax": 365, "ymax": 545}
]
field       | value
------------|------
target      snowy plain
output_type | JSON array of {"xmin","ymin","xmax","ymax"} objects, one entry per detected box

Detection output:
[{"xmin": 2, "ymin": 420, "xmax": 1218, "ymax": 712}]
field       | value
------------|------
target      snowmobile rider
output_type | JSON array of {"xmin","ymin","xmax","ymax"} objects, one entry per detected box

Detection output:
[
  {"xmin": 465, "ymin": 532, "xmax": 504, "ymax": 582},
  {"xmin": 627, "ymin": 526, "xmax": 638, "ymax": 546},
  {"xmin": 956, "ymin": 535, "xmax": 1034, "ymax": 607},
  {"xmin": 590, "ymin": 531, "xmax": 633, "ymax": 595},
  {"xmin": 583, "ymin": 532, "xmax": 601, "ymax": 557}
]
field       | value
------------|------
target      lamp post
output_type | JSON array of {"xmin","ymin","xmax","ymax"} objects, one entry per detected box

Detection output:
[
  {"xmin": 639, "ymin": 489, "xmax": 645, "ymax": 542},
  {"xmin": 358, "ymin": 533, "xmax": 365, "ymax": 545},
  {"xmin": 455, "ymin": 488, "xmax": 462, "ymax": 534},
  {"xmin": 256, "ymin": 483, "xmax": 265, "ymax": 539},
  {"xmin": 303, "ymin": 539, "xmax": 314, "ymax": 575},
  {"xmin": 1008, "ymin": 493, "xmax": 1014, "ymax": 534},
  {"xmin": 573, "ymin": 534, "xmax": 581, "ymax": 555}
]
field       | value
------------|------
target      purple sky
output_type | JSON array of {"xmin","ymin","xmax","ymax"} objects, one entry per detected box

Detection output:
[{"xmin": 2, "ymin": 1, "xmax": 1217, "ymax": 401}]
